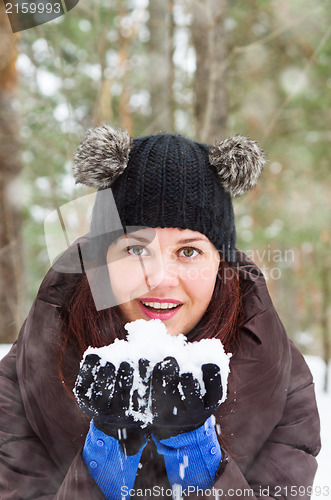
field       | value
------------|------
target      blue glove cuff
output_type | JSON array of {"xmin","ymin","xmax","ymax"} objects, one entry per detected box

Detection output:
[
  {"xmin": 152, "ymin": 416, "xmax": 222, "ymax": 490},
  {"xmin": 83, "ymin": 420, "xmax": 147, "ymax": 499}
]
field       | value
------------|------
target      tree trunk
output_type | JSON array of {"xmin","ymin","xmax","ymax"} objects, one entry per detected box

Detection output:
[
  {"xmin": 118, "ymin": 32, "xmax": 132, "ymax": 134},
  {"xmin": 148, "ymin": 0, "xmax": 174, "ymax": 132},
  {"xmin": 0, "ymin": 6, "xmax": 24, "ymax": 343},
  {"xmin": 191, "ymin": 0, "xmax": 228, "ymax": 142}
]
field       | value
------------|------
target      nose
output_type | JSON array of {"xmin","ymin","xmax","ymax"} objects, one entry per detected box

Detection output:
[{"xmin": 143, "ymin": 254, "xmax": 179, "ymax": 290}]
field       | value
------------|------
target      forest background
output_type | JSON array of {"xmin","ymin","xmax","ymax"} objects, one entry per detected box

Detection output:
[{"xmin": 0, "ymin": 0, "xmax": 331, "ymax": 388}]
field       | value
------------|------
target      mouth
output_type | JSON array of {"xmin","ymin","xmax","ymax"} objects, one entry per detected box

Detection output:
[{"xmin": 138, "ymin": 298, "xmax": 182, "ymax": 320}]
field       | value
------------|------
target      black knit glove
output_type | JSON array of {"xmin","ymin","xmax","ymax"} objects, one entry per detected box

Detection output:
[
  {"xmin": 151, "ymin": 356, "xmax": 222, "ymax": 440},
  {"xmin": 74, "ymin": 354, "xmax": 151, "ymax": 455}
]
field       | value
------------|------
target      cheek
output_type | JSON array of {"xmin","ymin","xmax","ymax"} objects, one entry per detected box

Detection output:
[
  {"xmin": 107, "ymin": 262, "xmax": 149, "ymax": 303},
  {"xmin": 184, "ymin": 265, "xmax": 218, "ymax": 304},
  {"xmin": 117, "ymin": 301, "xmax": 137, "ymax": 323}
]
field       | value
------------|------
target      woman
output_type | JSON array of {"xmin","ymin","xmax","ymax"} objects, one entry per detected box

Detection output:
[{"xmin": 0, "ymin": 127, "xmax": 320, "ymax": 499}]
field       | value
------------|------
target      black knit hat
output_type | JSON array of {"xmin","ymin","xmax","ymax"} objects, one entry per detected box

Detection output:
[{"xmin": 73, "ymin": 126, "xmax": 267, "ymax": 263}]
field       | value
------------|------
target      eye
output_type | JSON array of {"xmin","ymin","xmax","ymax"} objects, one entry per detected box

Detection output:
[
  {"xmin": 127, "ymin": 245, "xmax": 149, "ymax": 257},
  {"xmin": 178, "ymin": 247, "xmax": 202, "ymax": 259}
]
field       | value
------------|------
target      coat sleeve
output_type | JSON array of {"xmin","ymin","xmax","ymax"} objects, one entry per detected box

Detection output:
[
  {"xmin": 188, "ymin": 252, "xmax": 321, "ymax": 500},
  {"xmin": 210, "ymin": 342, "xmax": 320, "ymax": 500},
  {"xmin": 186, "ymin": 343, "xmax": 320, "ymax": 500},
  {"xmin": 0, "ymin": 344, "xmax": 105, "ymax": 500}
]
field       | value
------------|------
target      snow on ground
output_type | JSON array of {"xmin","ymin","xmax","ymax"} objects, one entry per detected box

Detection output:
[
  {"xmin": 305, "ymin": 356, "xmax": 331, "ymax": 499},
  {"xmin": 0, "ymin": 344, "xmax": 329, "ymax": 497},
  {"xmin": 0, "ymin": 344, "xmax": 11, "ymax": 360}
]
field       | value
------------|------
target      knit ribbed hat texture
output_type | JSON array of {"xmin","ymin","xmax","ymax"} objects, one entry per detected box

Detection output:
[{"xmin": 74, "ymin": 126, "xmax": 267, "ymax": 263}]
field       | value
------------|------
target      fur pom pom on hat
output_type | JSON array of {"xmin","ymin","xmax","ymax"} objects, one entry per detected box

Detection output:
[
  {"xmin": 73, "ymin": 126, "xmax": 267, "ymax": 263},
  {"xmin": 73, "ymin": 125, "xmax": 132, "ymax": 188},
  {"xmin": 209, "ymin": 135, "xmax": 267, "ymax": 198}
]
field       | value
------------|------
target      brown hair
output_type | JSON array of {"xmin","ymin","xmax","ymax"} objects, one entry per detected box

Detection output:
[{"xmin": 59, "ymin": 257, "xmax": 242, "ymax": 388}]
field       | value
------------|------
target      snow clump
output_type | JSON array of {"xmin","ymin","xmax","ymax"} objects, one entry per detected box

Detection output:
[{"xmin": 83, "ymin": 319, "xmax": 232, "ymax": 423}]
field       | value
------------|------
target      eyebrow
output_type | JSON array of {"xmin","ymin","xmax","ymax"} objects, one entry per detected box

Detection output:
[
  {"xmin": 116, "ymin": 235, "xmax": 153, "ymax": 244},
  {"xmin": 176, "ymin": 237, "xmax": 208, "ymax": 244},
  {"xmin": 116, "ymin": 235, "xmax": 208, "ymax": 245}
]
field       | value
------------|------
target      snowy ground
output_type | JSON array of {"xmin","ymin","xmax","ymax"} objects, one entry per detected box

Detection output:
[
  {"xmin": 0, "ymin": 345, "xmax": 329, "ymax": 497},
  {"xmin": 305, "ymin": 356, "xmax": 331, "ymax": 500}
]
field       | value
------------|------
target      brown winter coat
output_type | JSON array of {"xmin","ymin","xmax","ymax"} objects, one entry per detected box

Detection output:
[{"xmin": 0, "ymin": 244, "xmax": 320, "ymax": 499}]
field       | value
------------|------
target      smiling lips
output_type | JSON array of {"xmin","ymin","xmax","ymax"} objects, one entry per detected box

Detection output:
[{"xmin": 138, "ymin": 298, "xmax": 182, "ymax": 320}]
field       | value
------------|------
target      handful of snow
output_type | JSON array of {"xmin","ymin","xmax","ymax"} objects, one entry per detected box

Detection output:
[{"xmin": 82, "ymin": 319, "xmax": 232, "ymax": 423}]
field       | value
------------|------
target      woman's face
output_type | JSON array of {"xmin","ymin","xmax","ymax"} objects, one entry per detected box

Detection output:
[{"xmin": 106, "ymin": 227, "xmax": 220, "ymax": 336}]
